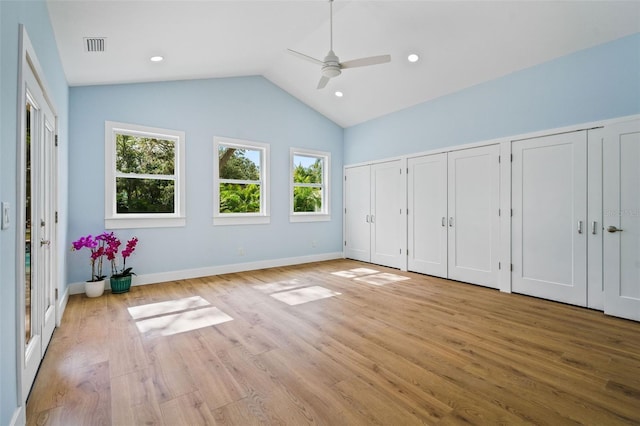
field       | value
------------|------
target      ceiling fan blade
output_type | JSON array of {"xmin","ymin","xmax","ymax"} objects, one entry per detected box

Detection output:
[
  {"xmin": 340, "ymin": 54, "xmax": 391, "ymax": 69},
  {"xmin": 287, "ymin": 49, "xmax": 325, "ymax": 67},
  {"xmin": 317, "ymin": 75, "xmax": 330, "ymax": 89}
]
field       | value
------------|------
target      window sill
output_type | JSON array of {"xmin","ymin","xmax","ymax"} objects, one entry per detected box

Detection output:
[
  {"xmin": 213, "ymin": 215, "xmax": 270, "ymax": 226},
  {"xmin": 105, "ymin": 216, "xmax": 186, "ymax": 229},
  {"xmin": 289, "ymin": 214, "xmax": 331, "ymax": 223}
]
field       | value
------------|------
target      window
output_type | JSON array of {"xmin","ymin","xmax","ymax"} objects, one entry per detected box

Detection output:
[
  {"xmin": 105, "ymin": 121, "xmax": 185, "ymax": 229},
  {"xmin": 290, "ymin": 148, "xmax": 330, "ymax": 222},
  {"xmin": 213, "ymin": 137, "xmax": 270, "ymax": 225}
]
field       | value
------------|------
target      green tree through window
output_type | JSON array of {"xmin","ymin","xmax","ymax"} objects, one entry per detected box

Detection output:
[
  {"xmin": 218, "ymin": 146, "xmax": 262, "ymax": 213},
  {"xmin": 115, "ymin": 134, "xmax": 176, "ymax": 214}
]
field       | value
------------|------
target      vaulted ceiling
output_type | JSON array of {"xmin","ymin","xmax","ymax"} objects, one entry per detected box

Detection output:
[{"xmin": 47, "ymin": 1, "xmax": 640, "ymax": 127}]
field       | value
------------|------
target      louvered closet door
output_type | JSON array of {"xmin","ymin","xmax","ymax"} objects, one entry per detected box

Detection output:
[
  {"xmin": 447, "ymin": 145, "xmax": 500, "ymax": 288},
  {"xmin": 344, "ymin": 165, "xmax": 371, "ymax": 262},
  {"xmin": 370, "ymin": 160, "xmax": 403, "ymax": 268},
  {"xmin": 407, "ymin": 153, "xmax": 448, "ymax": 277},
  {"xmin": 512, "ymin": 131, "xmax": 587, "ymax": 306}
]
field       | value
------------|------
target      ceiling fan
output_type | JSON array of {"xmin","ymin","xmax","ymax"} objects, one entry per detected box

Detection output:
[{"xmin": 287, "ymin": 0, "xmax": 391, "ymax": 89}]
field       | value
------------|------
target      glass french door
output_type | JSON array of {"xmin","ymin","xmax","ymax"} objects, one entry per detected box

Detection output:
[{"xmin": 20, "ymin": 38, "xmax": 57, "ymax": 399}]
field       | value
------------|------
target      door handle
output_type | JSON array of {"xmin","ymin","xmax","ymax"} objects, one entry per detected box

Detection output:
[
  {"xmin": 441, "ymin": 217, "xmax": 446, "ymax": 227},
  {"xmin": 577, "ymin": 220, "xmax": 583, "ymax": 234},
  {"xmin": 607, "ymin": 226, "xmax": 623, "ymax": 233},
  {"xmin": 370, "ymin": 215, "xmax": 375, "ymax": 223},
  {"xmin": 40, "ymin": 239, "xmax": 50, "ymax": 247},
  {"xmin": 591, "ymin": 221, "xmax": 597, "ymax": 235},
  {"xmin": 448, "ymin": 217, "xmax": 453, "ymax": 227},
  {"xmin": 366, "ymin": 215, "xmax": 370, "ymax": 223}
]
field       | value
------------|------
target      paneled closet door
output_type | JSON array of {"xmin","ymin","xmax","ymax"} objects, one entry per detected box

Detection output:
[
  {"xmin": 370, "ymin": 160, "xmax": 403, "ymax": 268},
  {"xmin": 447, "ymin": 145, "xmax": 500, "ymax": 288},
  {"xmin": 512, "ymin": 131, "xmax": 587, "ymax": 306},
  {"xmin": 344, "ymin": 165, "xmax": 371, "ymax": 262},
  {"xmin": 603, "ymin": 118, "xmax": 640, "ymax": 321},
  {"xmin": 407, "ymin": 153, "xmax": 448, "ymax": 277}
]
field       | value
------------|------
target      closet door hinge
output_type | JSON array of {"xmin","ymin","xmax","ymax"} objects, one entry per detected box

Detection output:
[
  {"xmin": 407, "ymin": 249, "xmax": 409, "ymax": 256},
  {"xmin": 55, "ymin": 211, "xmax": 58, "ymax": 223},
  {"xmin": 499, "ymin": 262, "xmax": 501, "ymax": 270},
  {"xmin": 344, "ymin": 241, "xmax": 347, "ymax": 246},
  {"xmin": 55, "ymin": 288, "xmax": 58, "ymax": 300},
  {"xmin": 511, "ymin": 264, "xmax": 513, "ymax": 271},
  {"xmin": 55, "ymin": 135, "xmax": 58, "ymax": 147},
  {"xmin": 498, "ymin": 155, "xmax": 501, "ymax": 164},
  {"xmin": 498, "ymin": 208, "xmax": 501, "ymax": 216}
]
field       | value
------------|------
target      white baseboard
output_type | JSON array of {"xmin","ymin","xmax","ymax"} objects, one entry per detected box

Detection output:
[
  {"xmin": 67, "ymin": 252, "xmax": 344, "ymax": 295},
  {"xmin": 10, "ymin": 404, "xmax": 25, "ymax": 426},
  {"xmin": 56, "ymin": 286, "xmax": 69, "ymax": 326}
]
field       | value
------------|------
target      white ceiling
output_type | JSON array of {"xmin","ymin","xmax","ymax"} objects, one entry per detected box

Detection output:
[{"xmin": 47, "ymin": 1, "xmax": 640, "ymax": 128}]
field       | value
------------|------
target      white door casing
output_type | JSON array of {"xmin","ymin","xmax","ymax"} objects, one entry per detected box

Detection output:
[
  {"xmin": 447, "ymin": 145, "xmax": 500, "ymax": 288},
  {"xmin": 407, "ymin": 153, "xmax": 448, "ymax": 277},
  {"xmin": 603, "ymin": 119, "xmax": 640, "ymax": 321},
  {"xmin": 18, "ymin": 27, "xmax": 58, "ymax": 400},
  {"xmin": 512, "ymin": 131, "xmax": 587, "ymax": 306}
]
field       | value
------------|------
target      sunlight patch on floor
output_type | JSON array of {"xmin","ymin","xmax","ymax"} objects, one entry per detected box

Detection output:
[
  {"xmin": 127, "ymin": 295, "xmax": 233, "ymax": 337},
  {"xmin": 128, "ymin": 295, "xmax": 211, "ymax": 320},
  {"xmin": 134, "ymin": 307, "xmax": 234, "ymax": 337},
  {"xmin": 270, "ymin": 286, "xmax": 342, "ymax": 306},
  {"xmin": 253, "ymin": 279, "xmax": 306, "ymax": 293},
  {"xmin": 354, "ymin": 272, "xmax": 411, "ymax": 286},
  {"xmin": 331, "ymin": 268, "xmax": 380, "ymax": 278}
]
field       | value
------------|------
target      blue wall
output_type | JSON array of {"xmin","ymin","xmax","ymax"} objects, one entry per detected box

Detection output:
[
  {"xmin": 344, "ymin": 33, "xmax": 640, "ymax": 164},
  {"xmin": 0, "ymin": 1, "xmax": 69, "ymax": 424},
  {"xmin": 68, "ymin": 77, "xmax": 343, "ymax": 283}
]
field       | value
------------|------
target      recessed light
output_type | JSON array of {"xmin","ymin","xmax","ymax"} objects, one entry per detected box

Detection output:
[
  {"xmin": 335, "ymin": 91, "xmax": 344, "ymax": 98},
  {"xmin": 150, "ymin": 56, "xmax": 164, "ymax": 62},
  {"xmin": 407, "ymin": 53, "xmax": 419, "ymax": 63}
]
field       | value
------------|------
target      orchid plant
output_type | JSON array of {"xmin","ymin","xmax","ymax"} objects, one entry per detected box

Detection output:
[
  {"xmin": 110, "ymin": 236, "xmax": 139, "ymax": 278},
  {"xmin": 71, "ymin": 232, "xmax": 114, "ymax": 282},
  {"xmin": 72, "ymin": 232, "xmax": 139, "ymax": 281}
]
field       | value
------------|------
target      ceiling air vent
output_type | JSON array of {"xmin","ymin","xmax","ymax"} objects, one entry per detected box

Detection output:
[{"xmin": 84, "ymin": 37, "xmax": 106, "ymax": 53}]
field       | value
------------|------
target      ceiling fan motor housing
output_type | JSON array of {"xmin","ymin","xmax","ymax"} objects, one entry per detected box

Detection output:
[{"xmin": 322, "ymin": 50, "xmax": 341, "ymax": 78}]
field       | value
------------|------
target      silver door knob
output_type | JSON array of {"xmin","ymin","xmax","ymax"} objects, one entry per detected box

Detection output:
[
  {"xmin": 607, "ymin": 226, "xmax": 623, "ymax": 233},
  {"xmin": 40, "ymin": 239, "xmax": 51, "ymax": 246}
]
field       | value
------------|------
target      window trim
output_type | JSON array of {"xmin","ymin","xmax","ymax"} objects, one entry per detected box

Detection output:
[
  {"xmin": 290, "ymin": 148, "xmax": 331, "ymax": 223},
  {"xmin": 105, "ymin": 121, "xmax": 186, "ymax": 229},
  {"xmin": 213, "ymin": 136, "xmax": 270, "ymax": 226}
]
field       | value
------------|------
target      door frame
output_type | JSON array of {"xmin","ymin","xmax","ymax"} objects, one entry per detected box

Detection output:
[{"xmin": 15, "ymin": 24, "xmax": 59, "ymax": 405}]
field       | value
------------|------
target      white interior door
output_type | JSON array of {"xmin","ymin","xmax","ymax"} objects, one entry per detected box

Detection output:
[
  {"xmin": 512, "ymin": 131, "xmax": 587, "ymax": 306},
  {"xmin": 408, "ymin": 153, "xmax": 448, "ymax": 277},
  {"xmin": 447, "ymin": 145, "xmax": 500, "ymax": 288},
  {"xmin": 371, "ymin": 160, "xmax": 403, "ymax": 268},
  {"xmin": 344, "ymin": 165, "xmax": 371, "ymax": 262},
  {"xmin": 21, "ymin": 41, "xmax": 57, "ymax": 398},
  {"xmin": 603, "ymin": 119, "xmax": 640, "ymax": 321}
]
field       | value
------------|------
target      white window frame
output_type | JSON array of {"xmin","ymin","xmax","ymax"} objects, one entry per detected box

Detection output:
[
  {"xmin": 213, "ymin": 136, "xmax": 270, "ymax": 225},
  {"xmin": 105, "ymin": 121, "xmax": 186, "ymax": 229},
  {"xmin": 290, "ymin": 148, "xmax": 331, "ymax": 222}
]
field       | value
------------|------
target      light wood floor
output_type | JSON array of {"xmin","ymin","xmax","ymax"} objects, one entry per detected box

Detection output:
[{"xmin": 27, "ymin": 259, "xmax": 640, "ymax": 425}]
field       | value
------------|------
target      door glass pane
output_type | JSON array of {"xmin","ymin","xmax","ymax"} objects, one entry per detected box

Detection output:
[{"xmin": 25, "ymin": 102, "xmax": 33, "ymax": 345}]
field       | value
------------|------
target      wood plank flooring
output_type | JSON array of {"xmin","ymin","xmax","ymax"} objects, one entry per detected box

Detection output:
[{"xmin": 27, "ymin": 259, "xmax": 640, "ymax": 425}]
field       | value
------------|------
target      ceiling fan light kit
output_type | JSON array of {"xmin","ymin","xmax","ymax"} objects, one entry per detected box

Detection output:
[{"xmin": 288, "ymin": 0, "xmax": 391, "ymax": 90}]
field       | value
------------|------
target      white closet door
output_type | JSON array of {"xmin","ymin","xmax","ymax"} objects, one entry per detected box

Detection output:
[
  {"xmin": 447, "ymin": 145, "xmax": 500, "ymax": 288},
  {"xmin": 344, "ymin": 165, "xmax": 371, "ymax": 262},
  {"xmin": 512, "ymin": 132, "xmax": 587, "ymax": 306},
  {"xmin": 408, "ymin": 153, "xmax": 448, "ymax": 277},
  {"xmin": 603, "ymin": 119, "xmax": 640, "ymax": 321},
  {"xmin": 371, "ymin": 160, "xmax": 403, "ymax": 268}
]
